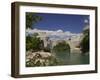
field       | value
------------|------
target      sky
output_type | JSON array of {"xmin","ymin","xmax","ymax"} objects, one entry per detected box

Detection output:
[{"xmin": 31, "ymin": 13, "xmax": 89, "ymax": 33}]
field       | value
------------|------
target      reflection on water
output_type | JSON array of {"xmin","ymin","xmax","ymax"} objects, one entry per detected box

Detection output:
[{"xmin": 54, "ymin": 51, "xmax": 89, "ymax": 65}]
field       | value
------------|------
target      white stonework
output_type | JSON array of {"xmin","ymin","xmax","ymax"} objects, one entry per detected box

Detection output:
[{"xmin": 26, "ymin": 28, "xmax": 84, "ymax": 53}]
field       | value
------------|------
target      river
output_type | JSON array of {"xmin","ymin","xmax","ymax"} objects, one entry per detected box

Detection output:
[{"xmin": 54, "ymin": 51, "xmax": 89, "ymax": 65}]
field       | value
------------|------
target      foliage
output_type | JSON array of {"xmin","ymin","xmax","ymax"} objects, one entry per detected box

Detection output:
[
  {"xmin": 53, "ymin": 41, "xmax": 70, "ymax": 52},
  {"xmin": 26, "ymin": 13, "xmax": 42, "ymax": 29},
  {"xmin": 80, "ymin": 29, "xmax": 89, "ymax": 53},
  {"xmin": 83, "ymin": 29, "xmax": 89, "ymax": 35},
  {"xmin": 26, "ymin": 35, "xmax": 44, "ymax": 51},
  {"xmin": 26, "ymin": 36, "xmax": 32, "ymax": 51}
]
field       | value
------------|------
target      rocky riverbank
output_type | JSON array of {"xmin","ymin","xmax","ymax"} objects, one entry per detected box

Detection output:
[{"xmin": 26, "ymin": 51, "xmax": 58, "ymax": 67}]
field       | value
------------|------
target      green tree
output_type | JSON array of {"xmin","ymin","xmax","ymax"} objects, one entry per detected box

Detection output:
[
  {"xmin": 26, "ymin": 13, "xmax": 42, "ymax": 29},
  {"xmin": 26, "ymin": 36, "xmax": 33, "ymax": 51},
  {"xmin": 26, "ymin": 35, "xmax": 44, "ymax": 51},
  {"xmin": 80, "ymin": 29, "xmax": 89, "ymax": 53},
  {"xmin": 53, "ymin": 41, "xmax": 70, "ymax": 52},
  {"xmin": 83, "ymin": 29, "xmax": 89, "ymax": 36}
]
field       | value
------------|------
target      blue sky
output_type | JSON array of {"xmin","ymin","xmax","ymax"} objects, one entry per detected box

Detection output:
[{"xmin": 32, "ymin": 13, "xmax": 89, "ymax": 33}]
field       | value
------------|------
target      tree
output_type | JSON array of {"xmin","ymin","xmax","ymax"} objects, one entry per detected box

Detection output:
[
  {"xmin": 80, "ymin": 29, "xmax": 89, "ymax": 53},
  {"xmin": 83, "ymin": 29, "xmax": 89, "ymax": 36},
  {"xmin": 53, "ymin": 41, "xmax": 70, "ymax": 52},
  {"xmin": 26, "ymin": 13, "xmax": 42, "ymax": 29},
  {"xmin": 26, "ymin": 35, "xmax": 44, "ymax": 51},
  {"xmin": 26, "ymin": 36, "xmax": 33, "ymax": 51},
  {"xmin": 31, "ymin": 37, "xmax": 41, "ymax": 51}
]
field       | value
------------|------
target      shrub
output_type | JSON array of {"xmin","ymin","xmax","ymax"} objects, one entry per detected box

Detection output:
[
  {"xmin": 80, "ymin": 34, "xmax": 89, "ymax": 53},
  {"xmin": 26, "ymin": 36, "xmax": 44, "ymax": 51},
  {"xmin": 53, "ymin": 41, "xmax": 70, "ymax": 52},
  {"xmin": 80, "ymin": 29, "xmax": 89, "ymax": 53}
]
